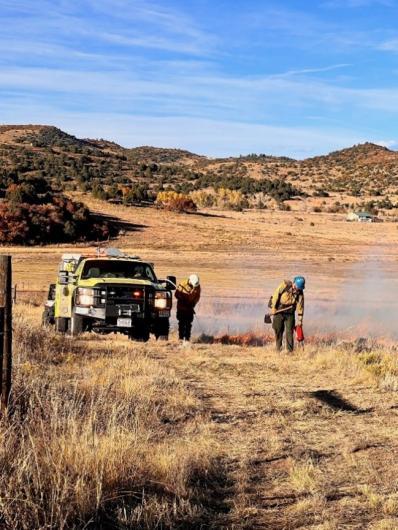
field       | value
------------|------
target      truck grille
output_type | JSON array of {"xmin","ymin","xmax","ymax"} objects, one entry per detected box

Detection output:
[{"xmin": 99, "ymin": 284, "xmax": 152, "ymax": 308}]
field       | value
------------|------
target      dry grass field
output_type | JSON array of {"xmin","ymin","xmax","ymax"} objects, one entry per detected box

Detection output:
[
  {"xmin": 2, "ymin": 199, "xmax": 398, "ymax": 528},
  {"xmin": 4, "ymin": 305, "xmax": 398, "ymax": 529}
]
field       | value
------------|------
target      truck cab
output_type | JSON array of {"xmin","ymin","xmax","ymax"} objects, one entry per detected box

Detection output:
[{"xmin": 47, "ymin": 248, "xmax": 176, "ymax": 341}]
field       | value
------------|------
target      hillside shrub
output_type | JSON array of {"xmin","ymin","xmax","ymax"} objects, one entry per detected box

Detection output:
[
  {"xmin": 190, "ymin": 190, "xmax": 215, "ymax": 208},
  {"xmin": 123, "ymin": 185, "xmax": 151, "ymax": 205},
  {"xmin": 215, "ymin": 188, "xmax": 248, "ymax": 210},
  {"xmin": 155, "ymin": 191, "xmax": 197, "ymax": 212},
  {"xmin": 0, "ymin": 195, "xmax": 109, "ymax": 245}
]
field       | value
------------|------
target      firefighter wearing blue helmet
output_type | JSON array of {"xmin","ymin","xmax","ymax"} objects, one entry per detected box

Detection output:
[{"xmin": 270, "ymin": 276, "xmax": 305, "ymax": 352}]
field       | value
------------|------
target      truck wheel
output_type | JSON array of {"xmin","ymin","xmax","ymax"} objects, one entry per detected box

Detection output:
[
  {"xmin": 128, "ymin": 326, "xmax": 150, "ymax": 342},
  {"xmin": 42, "ymin": 308, "xmax": 54, "ymax": 327},
  {"xmin": 154, "ymin": 319, "xmax": 169, "ymax": 341},
  {"xmin": 70, "ymin": 311, "xmax": 84, "ymax": 336},
  {"xmin": 55, "ymin": 317, "xmax": 69, "ymax": 334}
]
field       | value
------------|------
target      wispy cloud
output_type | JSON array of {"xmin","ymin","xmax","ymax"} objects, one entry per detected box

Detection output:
[
  {"xmin": 2, "ymin": 63, "xmax": 398, "ymax": 121},
  {"xmin": 245, "ymin": 4, "xmax": 387, "ymax": 53},
  {"xmin": 0, "ymin": 0, "xmax": 397, "ymax": 156},
  {"xmin": 322, "ymin": 0, "xmax": 394, "ymax": 7},
  {"xmin": 0, "ymin": 0, "xmax": 217, "ymax": 56},
  {"xmin": 378, "ymin": 38, "xmax": 398, "ymax": 52},
  {"xmin": 88, "ymin": 0, "xmax": 207, "ymax": 40},
  {"xmin": 374, "ymin": 139, "xmax": 398, "ymax": 148},
  {"xmin": 101, "ymin": 32, "xmax": 206, "ymax": 55},
  {"xmin": 271, "ymin": 63, "xmax": 351, "ymax": 78}
]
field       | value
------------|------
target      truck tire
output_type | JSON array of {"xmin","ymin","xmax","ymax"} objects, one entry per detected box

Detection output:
[
  {"xmin": 70, "ymin": 310, "xmax": 84, "ymax": 336},
  {"xmin": 55, "ymin": 317, "xmax": 69, "ymax": 334},
  {"xmin": 154, "ymin": 319, "xmax": 169, "ymax": 341},
  {"xmin": 42, "ymin": 308, "xmax": 54, "ymax": 327},
  {"xmin": 128, "ymin": 326, "xmax": 150, "ymax": 343}
]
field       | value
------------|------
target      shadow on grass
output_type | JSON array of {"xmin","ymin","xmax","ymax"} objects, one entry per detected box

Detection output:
[
  {"xmin": 308, "ymin": 389, "xmax": 373, "ymax": 414},
  {"xmin": 84, "ymin": 456, "xmax": 233, "ymax": 530},
  {"xmin": 91, "ymin": 212, "xmax": 148, "ymax": 235},
  {"xmin": 185, "ymin": 210, "xmax": 229, "ymax": 219}
]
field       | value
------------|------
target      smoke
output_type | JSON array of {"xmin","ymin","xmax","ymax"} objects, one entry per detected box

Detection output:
[
  {"xmin": 193, "ymin": 298, "xmax": 266, "ymax": 335},
  {"xmin": 179, "ymin": 251, "xmax": 398, "ymax": 341},
  {"xmin": 307, "ymin": 257, "xmax": 398, "ymax": 340}
]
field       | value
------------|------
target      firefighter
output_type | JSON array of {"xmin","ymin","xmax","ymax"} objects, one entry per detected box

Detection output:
[
  {"xmin": 175, "ymin": 274, "xmax": 201, "ymax": 342},
  {"xmin": 271, "ymin": 276, "xmax": 305, "ymax": 352}
]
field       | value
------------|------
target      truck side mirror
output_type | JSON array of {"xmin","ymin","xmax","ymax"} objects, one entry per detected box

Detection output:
[
  {"xmin": 166, "ymin": 276, "xmax": 177, "ymax": 290},
  {"xmin": 58, "ymin": 271, "xmax": 69, "ymax": 285},
  {"xmin": 59, "ymin": 271, "xmax": 77, "ymax": 285}
]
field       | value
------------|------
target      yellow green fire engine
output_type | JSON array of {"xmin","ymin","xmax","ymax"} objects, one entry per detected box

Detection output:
[{"xmin": 43, "ymin": 248, "xmax": 176, "ymax": 341}]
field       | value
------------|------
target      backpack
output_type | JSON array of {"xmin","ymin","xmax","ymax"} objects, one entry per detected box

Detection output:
[{"xmin": 267, "ymin": 282, "xmax": 291, "ymax": 309}]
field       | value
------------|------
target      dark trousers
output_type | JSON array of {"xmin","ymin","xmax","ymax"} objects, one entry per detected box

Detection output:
[
  {"xmin": 177, "ymin": 310, "xmax": 194, "ymax": 340},
  {"xmin": 272, "ymin": 312, "xmax": 295, "ymax": 352}
]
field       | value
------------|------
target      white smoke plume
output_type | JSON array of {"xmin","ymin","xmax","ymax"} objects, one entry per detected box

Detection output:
[{"xmin": 177, "ymin": 252, "xmax": 398, "ymax": 341}]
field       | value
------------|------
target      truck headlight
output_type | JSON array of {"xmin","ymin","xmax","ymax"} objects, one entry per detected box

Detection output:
[
  {"xmin": 75, "ymin": 287, "xmax": 95, "ymax": 307},
  {"xmin": 154, "ymin": 291, "xmax": 171, "ymax": 309}
]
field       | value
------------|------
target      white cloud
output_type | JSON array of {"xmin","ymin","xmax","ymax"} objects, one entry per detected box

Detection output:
[
  {"xmin": 0, "ymin": 0, "xmax": 217, "ymax": 56},
  {"xmin": 373, "ymin": 139, "xmax": 398, "ymax": 148},
  {"xmin": 101, "ymin": 32, "xmax": 206, "ymax": 55},
  {"xmin": 2, "ymin": 65, "xmax": 398, "ymax": 119},
  {"xmin": 270, "ymin": 64, "xmax": 351, "ymax": 78}
]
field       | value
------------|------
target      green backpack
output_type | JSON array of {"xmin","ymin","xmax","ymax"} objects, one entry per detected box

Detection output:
[{"xmin": 267, "ymin": 282, "xmax": 291, "ymax": 309}]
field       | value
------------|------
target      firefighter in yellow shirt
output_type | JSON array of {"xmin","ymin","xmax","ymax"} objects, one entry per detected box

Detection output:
[
  {"xmin": 270, "ymin": 276, "xmax": 305, "ymax": 352},
  {"xmin": 175, "ymin": 274, "xmax": 201, "ymax": 342}
]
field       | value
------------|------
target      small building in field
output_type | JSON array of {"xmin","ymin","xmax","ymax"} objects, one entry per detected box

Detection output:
[{"xmin": 346, "ymin": 211, "xmax": 380, "ymax": 223}]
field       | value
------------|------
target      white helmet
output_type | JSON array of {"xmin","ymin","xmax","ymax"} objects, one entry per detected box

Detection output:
[{"xmin": 189, "ymin": 274, "xmax": 200, "ymax": 287}]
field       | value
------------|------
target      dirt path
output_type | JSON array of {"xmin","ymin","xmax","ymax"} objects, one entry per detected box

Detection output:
[{"xmin": 152, "ymin": 341, "xmax": 398, "ymax": 529}]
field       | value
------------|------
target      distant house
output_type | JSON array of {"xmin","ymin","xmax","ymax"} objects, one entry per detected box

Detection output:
[{"xmin": 346, "ymin": 211, "xmax": 381, "ymax": 223}]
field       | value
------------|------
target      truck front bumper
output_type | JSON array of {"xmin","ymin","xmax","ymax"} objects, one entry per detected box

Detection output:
[
  {"xmin": 75, "ymin": 306, "xmax": 106, "ymax": 319},
  {"xmin": 74, "ymin": 305, "xmax": 170, "ymax": 327}
]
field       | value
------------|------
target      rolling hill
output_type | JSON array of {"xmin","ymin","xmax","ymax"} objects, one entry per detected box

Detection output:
[{"xmin": 1, "ymin": 124, "xmax": 398, "ymax": 215}]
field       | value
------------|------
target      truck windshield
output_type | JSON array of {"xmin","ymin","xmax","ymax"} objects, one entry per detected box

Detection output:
[{"xmin": 81, "ymin": 260, "xmax": 157, "ymax": 281}]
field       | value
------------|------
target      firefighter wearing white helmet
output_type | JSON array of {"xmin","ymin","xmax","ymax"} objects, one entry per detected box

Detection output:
[
  {"xmin": 189, "ymin": 274, "xmax": 200, "ymax": 287},
  {"xmin": 175, "ymin": 274, "xmax": 201, "ymax": 342}
]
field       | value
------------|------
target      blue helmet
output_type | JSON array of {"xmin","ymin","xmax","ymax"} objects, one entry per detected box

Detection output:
[{"xmin": 293, "ymin": 276, "xmax": 305, "ymax": 290}]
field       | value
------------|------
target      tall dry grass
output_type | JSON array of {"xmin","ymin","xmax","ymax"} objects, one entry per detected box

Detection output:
[{"xmin": 0, "ymin": 305, "xmax": 223, "ymax": 529}]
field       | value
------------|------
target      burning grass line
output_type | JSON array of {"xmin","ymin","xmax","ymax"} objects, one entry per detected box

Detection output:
[{"xmin": 196, "ymin": 332, "xmax": 274, "ymax": 347}]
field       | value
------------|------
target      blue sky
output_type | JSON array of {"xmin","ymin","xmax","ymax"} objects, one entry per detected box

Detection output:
[{"xmin": 1, "ymin": 0, "xmax": 398, "ymax": 158}]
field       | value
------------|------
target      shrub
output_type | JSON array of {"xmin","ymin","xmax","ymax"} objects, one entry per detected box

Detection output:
[
  {"xmin": 215, "ymin": 188, "xmax": 248, "ymax": 210},
  {"xmin": 122, "ymin": 185, "xmax": 151, "ymax": 205},
  {"xmin": 0, "ymin": 197, "xmax": 109, "ymax": 245},
  {"xmin": 155, "ymin": 191, "xmax": 197, "ymax": 212},
  {"xmin": 190, "ymin": 190, "xmax": 215, "ymax": 208}
]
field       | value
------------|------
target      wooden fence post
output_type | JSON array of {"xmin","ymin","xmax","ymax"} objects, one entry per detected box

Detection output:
[{"xmin": 0, "ymin": 256, "xmax": 12, "ymax": 411}]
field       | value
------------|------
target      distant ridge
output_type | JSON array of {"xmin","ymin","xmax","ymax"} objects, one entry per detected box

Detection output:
[{"xmin": 1, "ymin": 124, "xmax": 398, "ymax": 204}]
